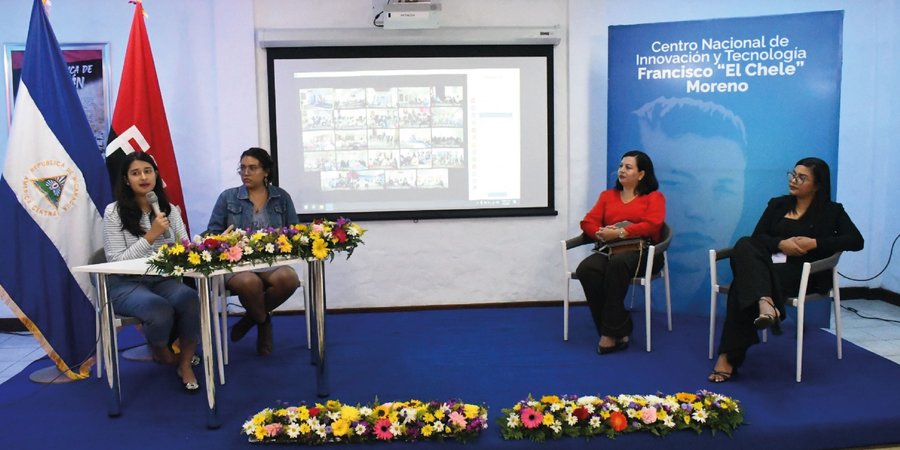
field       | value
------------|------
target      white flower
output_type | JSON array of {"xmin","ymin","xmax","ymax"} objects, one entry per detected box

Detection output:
[
  {"xmin": 354, "ymin": 424, "xmax": 367, "ymax": 435},
  {"xmin": 402, "ymin": 407, "xmax": 418, "ymax": 424},
  {"xmin": 663, "ymin": 416, "xmax": 676, "ymax": 428},
  {"xmin": 577, "ymin": 395, "xmax": 600, "ymax": 405},
  {"xmin": 242, "ymin": 420, "xmax": 255, "ymax": 435},
  {"xmin": 359, "ymin": 406, "xmax": 373, "ymax": 416},
  {"xmin": 389, "ymin": 422, "xmax": 401, "ymax": 436},
  {"xmin": 589, "ymin": 416, "xmax": 601, "ymax": 428},
  {"xmin": 286, "ymin": 423, "xmax": 301, "ymax": 438},
  {"xmin": 549, "ymin": 402, "xmax": 563, "ymax": 412},
  {"xmin": 201, "ymin": 250, "xmax": 212, "ymax": 262},
  {"xmin": 173, "ymin": 266, "xmax": 184, "ymax": 276},
  {"xmin": 300, "ymin": 235, "xmax": 310, "ymax": 245},
  {"xmin": 244, "ymin": 246, "xmax": 254, "ymax": 255},
  {"xmin": 549, "ymin": 420, "xmax": 562, "ymax": 434},
  {"xmin": 692, "ymin": 409, "xmax": 708, "ymax": 423},
  {"xmin": 506, "ymin": 413, "xmax": 521, "ymax": 428},
  {"xmin": 265, "ymin": 243, "xmax": 275, "ymax": 253},
  {"xmin": 306, "ymin": 417, "xmax": 320, "ymax": 428},
  {"xmin": 566, "ymin": 414, "xmax": 578, "ymax": 426},
  {"xmin": 327, "ymin": 411, "xmax": 341, "ymax": 421},
  {"xmin": 584, "ymin": 404, "xmax": 596, "ymax": 414},
  {"xmin": 433, "ymin": 421, "xmax": 445, "ymax": 432}
]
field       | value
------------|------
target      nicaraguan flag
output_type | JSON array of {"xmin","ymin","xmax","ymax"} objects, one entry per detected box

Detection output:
[{"xmin": 0, "ymin": 0, "xmax": 113, "ymax": 379}]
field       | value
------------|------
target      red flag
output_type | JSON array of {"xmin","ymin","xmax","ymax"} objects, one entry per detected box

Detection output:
[{"xmin": 106, "ymin": 1, "xmax": 189, "ymax": 231}]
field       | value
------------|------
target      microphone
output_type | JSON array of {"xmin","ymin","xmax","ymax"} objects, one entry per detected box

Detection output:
[{"xmin": 145, "ymin": 191, "xmax": 173, "ymax": 241}]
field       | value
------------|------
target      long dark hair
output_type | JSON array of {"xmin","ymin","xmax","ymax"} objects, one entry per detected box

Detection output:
[
  {"xmin": 789, "ymin": 157, "xmax": 831, "ymax": 215},
  {"xmin": 241, "ymin": 147, "xmax": 275, "ymax": 185},
  {"xmin": 115, "ymin": 152, "xmax": 172, "ymax": 237},
  {"xmin": 614, "ymin": 150, "xmax": 659, "ymax": 195}
]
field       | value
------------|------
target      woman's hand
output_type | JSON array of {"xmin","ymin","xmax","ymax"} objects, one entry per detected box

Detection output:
[
  {"xmin": 778, "ymin": 238, "xmax": 807, "ymax": 256},
  {"xmin": 146, "ymin": 213, "xmax": 170, "ymax": 243},
  {"xmin": 595, "ymin": 226, "xmax": 623, "ymax": 242},
  {"xmin": 791, "ymin": 236, "xmax": 818, "ymax": 252}
]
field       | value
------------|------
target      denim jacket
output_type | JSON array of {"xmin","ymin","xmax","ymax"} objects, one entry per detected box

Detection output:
[{"xmin": 206, "ymin": 184, "xmax": 298, "ymax": 234}]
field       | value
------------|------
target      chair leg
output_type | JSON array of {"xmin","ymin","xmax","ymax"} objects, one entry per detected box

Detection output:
[
  {"xmin": 563, "ymin": 279, "xmax": 570, "ymax": 341},
  {"xmin": 663, "ymin": 259, "xmax": 672, "ymax": 331},
  {"xmin": 210, "ymin": 279, "xmax": 225, "ymax": 384},
  {"xmin": 796, "ymin": 295, "xmax": 806, "ymax": 383},
  {"xmin": 644, "ymin": 280, "xmax": 652, "ymax": 352},
  {"xmin": 709, "ymin": 289, "xmax": 717, "ymax": 360},
  {"xmin": 95, "ymin": 312, "xmax": 103, "ymax": 379}
]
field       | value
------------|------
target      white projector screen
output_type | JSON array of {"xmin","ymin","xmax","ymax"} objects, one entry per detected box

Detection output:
[{"xmin": 266, "ymin": 45, "xmax": 555, "ymax": 221}]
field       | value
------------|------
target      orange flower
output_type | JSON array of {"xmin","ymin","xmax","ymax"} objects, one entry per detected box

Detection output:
[{"xmin": 609, "ymin": 411, "xmax": 627, "ymax": 432}]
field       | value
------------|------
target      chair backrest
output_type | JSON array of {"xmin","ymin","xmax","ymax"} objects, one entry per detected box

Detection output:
[{"xmin": 652, "ymin": 223, "xmax": 673, "ymax": 255}]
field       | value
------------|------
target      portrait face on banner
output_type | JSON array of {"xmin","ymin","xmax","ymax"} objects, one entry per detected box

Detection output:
[{"xmin": 605, "ymin": 11, "xmax": 843, "ymax": 311}]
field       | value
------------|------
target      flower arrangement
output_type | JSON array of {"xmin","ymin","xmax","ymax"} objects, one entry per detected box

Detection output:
[
  {"xmin": 147, "ymin": 218, "xmax": 365, "ymax": 277},
  {"xmin": 499, "ymin": 391, "xmax": 743, "ymax": 442},
  {"xmin": 242, "ymin": 399, "xmax": 488, "ymax": 445}
]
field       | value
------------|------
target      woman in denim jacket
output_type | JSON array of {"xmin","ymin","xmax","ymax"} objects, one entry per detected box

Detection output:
[{"xmin": 206, "ymin": 147, "xmax": 300, "ymax": 356}]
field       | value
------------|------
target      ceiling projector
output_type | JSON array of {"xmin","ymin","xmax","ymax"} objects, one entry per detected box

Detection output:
[{"xmin": 383, "ymin": 0, "xmax": 441, "ymax": 29}]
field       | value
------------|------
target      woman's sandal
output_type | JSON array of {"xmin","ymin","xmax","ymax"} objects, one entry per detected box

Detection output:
[
  {"xmin": 176, "ymin": 368, "xmax": 200, "ymax": 393},
  {"xmin": 597, "ymin": 336, "xmax": 630, "ymax": 355},
  {"xmin": 753, "ymin": 296, "xmax": 781, "ymax": 330},
  {"xmin": 707, "ymin": 370, "xmax": 734, "ymax": 383}
]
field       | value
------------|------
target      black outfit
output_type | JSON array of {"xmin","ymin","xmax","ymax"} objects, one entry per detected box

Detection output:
[
  {"xmin": 717, "ymin": 196, "xmax": 864, "ymax": 368},
  {"xmin": 576, "ymin": 249, "xmax": 664, "ymax": 339}
]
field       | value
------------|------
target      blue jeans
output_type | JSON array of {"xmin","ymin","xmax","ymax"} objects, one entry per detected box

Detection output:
[{"xmin": 107, "ymin": 275, "xmax": 200, "ymax": 347}]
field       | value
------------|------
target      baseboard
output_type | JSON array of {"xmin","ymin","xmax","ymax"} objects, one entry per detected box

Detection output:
[
  {"xmin": 841, "ymin": 287, "xmax": 900, "ymax": 306},
  {"xmin": 0, "ymin": 318, "xmax": 26, "ymax": 332}
]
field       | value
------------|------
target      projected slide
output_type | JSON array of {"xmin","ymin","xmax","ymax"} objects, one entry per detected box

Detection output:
[{"xmin": 267, "ymin": 46, "xmax": 553, "ymax": 220}]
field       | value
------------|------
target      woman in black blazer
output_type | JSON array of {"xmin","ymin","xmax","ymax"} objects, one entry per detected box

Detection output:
[{"xmin": 708, "ymin": 157, "xmax": 864, "ymax": 382}]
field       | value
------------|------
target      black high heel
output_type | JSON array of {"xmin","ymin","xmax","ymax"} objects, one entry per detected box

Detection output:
[
  {"xmin": 597, "ymin": 336, "xmax": 630, "ymax": 355},
  {"xmin": 753, "ymin": 297, "xmax": 781, "ymax": 331}
]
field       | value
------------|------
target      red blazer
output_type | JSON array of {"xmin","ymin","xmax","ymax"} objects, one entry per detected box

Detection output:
[{"xmin": 580, "ymin": 189, "xmax": 666, "ymax": 243}]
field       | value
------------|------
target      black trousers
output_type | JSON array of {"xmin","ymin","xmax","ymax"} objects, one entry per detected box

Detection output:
[
  {"xmin": 717, "ymin": 236, "xmax": 803, "ymax": 368},
  {"xmin": 576, "ymin": 249, "xmax": 663, "ymax": 339}
]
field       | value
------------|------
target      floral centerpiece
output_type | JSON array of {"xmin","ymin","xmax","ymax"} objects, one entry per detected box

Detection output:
[
  {"xmin": 499, "ymin": 391, "xmax": 742, "ymax": 442},
  {"xmin": 147, "ymin": 217, "xmax": 365, "ymax": 277},
  {"xmin": 242, "ymin": 399, "xmax": 488, "ymax": 444}
]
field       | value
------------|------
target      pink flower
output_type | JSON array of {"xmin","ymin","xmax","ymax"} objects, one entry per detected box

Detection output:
[
  {"xmin": 226, "ymin": 245, "xmax": 243, "ymax": 262},
  {"xmin": 449, "ymin": 411, "xmax": 467, "ymax": 428},
  {"xmin": 374, "ymin": 418, "xmax": 393, "ymax": 440},
  {"xmin": 264, "ymin": 423, "xmax": 283, "ymax": 437},
  {"xmin": 640, "ymin": 406, "xmax": 658, "ymax": 424},
  {"xmin": 520, "ymin": 407, "xmax": 543, "ymax": 429}
]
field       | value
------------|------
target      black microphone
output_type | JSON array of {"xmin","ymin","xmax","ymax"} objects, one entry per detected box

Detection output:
[{"xmin": 145, "ymin": 191, "xmax": 173, "ymax": 241}]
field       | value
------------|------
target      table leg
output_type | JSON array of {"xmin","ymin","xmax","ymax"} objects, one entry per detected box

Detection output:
[
  {"xmin": 198, "ymin": 277, "xmax": 221, "ymax": 429},
  {"xmin": 98, "ymin": 273, "xmax": 121, "ymax": 417},
  {"xmin": 307, "ymin": 260, "xmax": 328, "ymax": 397}
]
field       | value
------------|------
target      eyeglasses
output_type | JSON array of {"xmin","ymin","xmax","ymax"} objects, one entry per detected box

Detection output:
[
  {"xmin": 786, "ymin": 171, "xmax": 810, "ymax": 185},
  {"xmin": 237, "ymin": 165, "xmax": 262, "ymax": 174}
]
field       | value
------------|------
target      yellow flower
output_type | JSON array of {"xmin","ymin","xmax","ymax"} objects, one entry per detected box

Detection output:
[
  {"xmin": 218, "ymin": 252, "xmax": 229, "ymax": 261},
  {"xmin": 299, "ymin": 423, "xmax": 310, "ymax": 434},
  {"xmin": 676, "ymin": 392, "xmax": 697, "ymax": 403},
  {"xmin": 540, "ymin": 395, "xmax": 560, "ymax": 404},
  {"xmin": 252, "ymin": 232, "xmax": 265, "ymax": 241},
  {"xmin": 331, "ymin": 419, "xmax": 350, "ymax": 437},
  {"xmin": 542, "ymin": 413, "xmax": 555, "ymax": 425},
  {"xmin": 434, "ymin": 409, "xmax": 445, "ymax": 420},
  {"xmin": 374, "ymin": 404, "xmax": 391, "ymax": 418},
  {"xmin": 167, "ymin": 243, "xmax": 185, "ymax": 255},
  {"xmin": 275, "ymin": 408, "xmax": 289, "ymax": 417},
  {"xmin": 424, "ymin": 412, "xmax": 435, "ymax": 422},
  {"xmin": 187, "ymin": 251, "xmax": 201, "ymax": 266},
  {"xmin": 254, "ymin": 426, "xmax": 267, "ymax": 440},
  {"xmin": 158, "ymin": 244, "xmax": 169, "ymax": 253},
  {"xmin": 277, "ymin": 234, "xmax": 292, "ymax": 253},
  {"xmin": 340, "ymin": 405, "xmax": 360, "ymax": 422},
  {"xmin": 389, "ymin": 412, "xmax": 399, "ymax": 423},
  {"xmin": 312, "ymin": 238, "xmax": 329, "ymax": 260},
  {"xmin": 297, "ymin": 406, "xmax": 309, "ymax": 421},
  {"xmin": 692, "ymin": 402, "xmax": 702, "ymax": 411},
  {"xmin": 325, "ymin": 400, "xmax": 341, "ymax": 410},
  {"xmin": 294, "ymin": 224, "xmax": 308, "ymax": 232},
  {"xmin": 464, "ymin": 404, "xmax": 480, "ymax": 419},
  {"xmin": 421, "ymin": 425, "xmax": 434, "ymax": 436}
]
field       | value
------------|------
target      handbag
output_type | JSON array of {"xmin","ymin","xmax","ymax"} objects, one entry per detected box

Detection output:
[{"xmin": 595, "ymin": 238, "xmax": 648, "ymax": 257}]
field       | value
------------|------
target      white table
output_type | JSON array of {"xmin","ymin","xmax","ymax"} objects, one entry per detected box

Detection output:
[{"xmin": 72, "ymin": 256, "xmax": 314, "ymax": 429}]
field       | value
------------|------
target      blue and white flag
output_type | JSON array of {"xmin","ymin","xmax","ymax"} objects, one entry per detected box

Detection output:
[{"xmin": 0, "ymin": 0, "xmax": 113, "ymax": 379}]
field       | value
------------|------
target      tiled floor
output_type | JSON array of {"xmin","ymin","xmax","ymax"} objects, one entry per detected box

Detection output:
[{"xmin": 0, "ymin": 299, "xmax": 899, "ymax": 385}]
